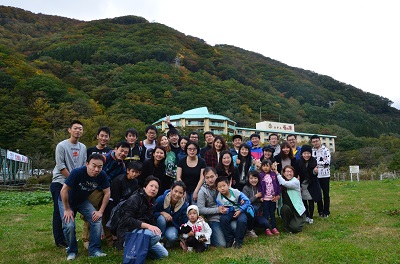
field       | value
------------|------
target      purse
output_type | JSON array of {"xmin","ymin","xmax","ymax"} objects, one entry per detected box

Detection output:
[
  {"xmin": 123, "ymin": 229, "xmax": 150, "ymax": 264},
  {"xmin": 221, "ymin": 194, "xmax": 255, "ymax": 218}
]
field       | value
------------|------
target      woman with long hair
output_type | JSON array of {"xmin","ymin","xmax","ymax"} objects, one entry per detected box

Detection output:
[
  {"xmin": 233, "ymin": 143, "xmax": 255, "ymax": 190},
  {"xmin": 204, "ymin": 135, "xmax": 229, "ymax": 168},
  {"xmin": 157, "ymin": 134, "xmax": 177, "ymax": 181},
  {"xmin": 274, "ymin": 141, "xmax": 298, "ymax": 176},
  {"xmin": 216, "ymin": 150, "xmax": 240, "ymax": 190}
]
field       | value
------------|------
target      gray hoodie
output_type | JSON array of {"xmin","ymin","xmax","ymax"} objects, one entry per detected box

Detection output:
[{"xmin": 197, "ymin": 183, "xmax": 221, "ymax": 222}]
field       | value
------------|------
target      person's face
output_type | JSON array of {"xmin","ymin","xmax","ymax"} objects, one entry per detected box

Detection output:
[
  {"xmin": 127, "ymin": 169, "xmax": 141, "ymax": 180},
  {"xmin": 221, "ymin": 153, "xmax": 231, "ymax": 167},
  {"xmin": 189, "ymin": 134, "xmax": 199, "ymax": 142},
  {"xmin": 311, "ymin": 138, "xmax": 321, "ymax": 149},
  {"xmin": 255, "ymin": 160, "xmax": 262, "ymax": 171},
  {"xmin": 214, "ymin": 139, "xmax": 223, "ymax": 151},
  {"xmin": 69, "ymin": 123, "xmax": 83, "ymax": 139},
  {"xmin": 179, "ymin": 139, "xmax": 188, "ymax": 150},
  {"xmin": 188, "ymin": 209, "xmax": 198, "ymax": 223},
  {"xmin": 249, "ymin": 174, "xmax": 259, "ymax": 187},
  {"xmin": 144, "ymin": 180, "xmax": 159, "ymax": 198},
  {"xmin": 170, "ymin": 185, "xmax": 185, "ymax": 203},
  {"xmin": 263, "ymin": 150, "xmax": 272, "ymax": 159},
  {"xmin": 97, "ymin": 131, "xmax": 110, "ymax": 147},
  {"xmin": 282, "ymin": 146, "xmax": 290, "ymax": 155},
  {"xmin": 205, "ymin": 134, "xmax": 214, "ymax": 145},
  {"xmin": 287, "ymin": 136, "xmax": 296, "ymax": 148},
  {"xmin": 115, "ymin": 146, "xmax": 129, "ymax": 160},
  {"xmin": 204, "ymin": 171, "xmax": 217, "ymax": 187},
  {"xmin": 240, "ymin": 146, "xmax": 249, "ymax": 157},
  {"xmin": 186, "ymin": 144, "xmax": 198, "ymax": 157},
  {"xmin": 125, "ymin": 133, "xmax": 137, "ymax": 145},
  {"xmin": 283, "ymin": 168, "xmax": 295, "ymax": 180},
  {"xmin": 262, "ymin": 164, "xmax": 271, "ymax": 173},
  {"xmin": 160, "ymin": 136, "xmax": 169, "ymax": 148},
  {"xmin": 217, "ymin": 180, "xmax": 229, "ymax": 196},
  {"xmin": 233, "ymin": 138, "xmax": 242, "ymax": 148},
  {"xmin": 251, "ymin": 137, "xmax": 260, "ymax": 147},
  {"xmin": 86, "ymin": 158, "xmax": 103, "ymax": 177},
  {"xmin": 169, "ymin": 134, "xmax": 179, "ymax": 144},
  {"xmin": 153, "ymin": 148, "xmax": 165, "ymax": 161},
  {"xmin": 302, "ymin": 151, "xmax": 312, "ymax": 161},
  {"xmin": 269, "ymin": 135, "xmax": 278, "ymax": 146},
  {"xmin": 146, "ymin": 129, "xmax": 157, "ymax": 141}
]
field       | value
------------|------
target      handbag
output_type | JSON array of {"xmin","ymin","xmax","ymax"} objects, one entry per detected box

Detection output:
[
  {"xmin": 221, "ymin": 194, "xmax": 255, "ymax": 218},
  {"xmin": 123, "ymin": 229, "xmax": 150, "ymax": 264}
]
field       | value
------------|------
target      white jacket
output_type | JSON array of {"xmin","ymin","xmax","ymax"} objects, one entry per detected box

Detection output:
[
  {"xmin": 183, "ymin": 217, "xmax": 212, "ymax": 245},
  {"xmin": 312, "ymin": 145, "xmax": 331, "ymax": 178}
]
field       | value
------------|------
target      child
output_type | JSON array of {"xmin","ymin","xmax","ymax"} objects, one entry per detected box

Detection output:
[
  {"xmin": 276, "ymin": 165, "xmax": 306, "ymax": 233},
  {"xmin": 258, "ymin": 160, "xmax": 281, "ymax": 236},
  {"xmin": 180, "ymin": 205, "xmax": 212, "ymax": 252},
  {"xmin": 215, "ymin": 176, "xmax": 250, "ymax": 248},
  {"xmin": 242, "ymin": 170, "xmax": 269, "ymax": 238}
]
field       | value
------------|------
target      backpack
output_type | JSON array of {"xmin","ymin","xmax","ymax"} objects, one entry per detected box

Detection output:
[{"xmin": 106, "ymin": 199, "xmax": 127, "ymax": 235}]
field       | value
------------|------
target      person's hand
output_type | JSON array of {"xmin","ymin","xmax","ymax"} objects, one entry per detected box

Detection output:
[
  {"xmin": 161, "ymin": 212, "xmax": 172, "ymax": 222},
  {"xmin": 260, "ymin": 198, "xmax": 264, "ymax": 202},
  {"xmin": 92, "ymin": 210, "xmax": 102, "ymax": 222},
  {"xmin": 218, "ymin": 206, "xmax": 227, "ymax": 214},
  {"xmin": 193, "ymin": 191, "xmax": 198, "ymax": 202},
  {"xmin": 255, "ymin": 192, "xmax": 262, "ymax": 198},
  {"xmin": 272, "ymin": 162, "xmax": 279, "ymax": 172},
  {"xmin": 313, "ymin": 166, "xmax": 318, "ymax": 174},
  {"xmin": 188, "ymin": 231, "xmax": 195, "ymax": 237},
  {"xmin": 233, "ymin": 210, "xmax": 241, "ymax": 218},
  {"xmin": 236, "ymin": 159, "xmax": 241, "ymax": 165},
  {"xmin": 148, "ymin": 225, "xmax": 162, "ymax": 235},
  {"xmin": 272, "ymin": 195, "xmax": 280, "ymax": 202},
  {"xmin": 165, "ymin": 115, "xmax": 171, "ymax": 125},
  {"xmin": 63, "ymin": 209, "xmax": 74, "ymax": 223}
]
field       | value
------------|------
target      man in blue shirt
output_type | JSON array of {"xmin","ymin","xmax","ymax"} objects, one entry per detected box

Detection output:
[{"xmin": 59, "ymin": 154, "xmax": 110, "ymax": 260}]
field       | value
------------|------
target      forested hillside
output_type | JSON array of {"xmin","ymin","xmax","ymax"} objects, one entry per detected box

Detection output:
[{"xmin": 1, "ymin": 6, "xmax": 399, "ymax": 171}]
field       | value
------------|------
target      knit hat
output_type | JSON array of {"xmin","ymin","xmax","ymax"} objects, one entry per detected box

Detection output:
[
  {"xmin": 262, "ymin": 145, "xmax": 275, "ymax": 153},
  {"xmin": 301, "ymin": 145, "xmax": 312, "ymax": 154},
  {"xmin": 187, "ymin": 205, "xmax": 199, "ymax": 215}
]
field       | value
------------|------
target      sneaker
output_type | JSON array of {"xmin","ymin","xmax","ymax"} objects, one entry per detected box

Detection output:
[
  {"xmin": 67, "ymin": 253, "xmax": 77, "ymax": 261},
  {"xmin": 271, "ymin": 228, "xmax": 280, "ymax": 235},
  {"xmin": 308, "ymin": 218, "xmax": 314, "ymax": 224},
  {"xmin": 233, "ymin": 242, "xmax": 242, "ymax": 249},
  {"xmin": 187, "ymin": 247, "xmax": 193, "ymax": 252},
  {"xmin": 56, "ymin": 241, "xmax": 68, "ymax": 248},
  {"xmin": 90, "ymin": 251, "xmax": 107, "ymax": 257},
  {"xmin": 83, "ymin": 241, "xmax": 89, "ymax": 250},
  {"xmin": 226, "ymin": 240, "xmax": 234, "ymax": 248},
  {"xmin": 306, "ymin": 217, "xmax": 310, "ymax": 223},
  {"xmin": 247, "ymin": 230, "xmax": 258, "ymax": 238},
  {"xmin": 265, "ymin": 229, "xmax": 273, "ymax": 236},
  {"xmin": 323, "ymin": 214, "xmax": 329, "ymax": 218}
]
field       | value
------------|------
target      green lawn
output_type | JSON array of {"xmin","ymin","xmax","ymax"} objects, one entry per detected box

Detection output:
[{"xmin": 0, "ymin": 179, "xmax": 399, "ymax": 264}]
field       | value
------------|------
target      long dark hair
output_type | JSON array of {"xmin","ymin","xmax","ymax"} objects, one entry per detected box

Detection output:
[
  {"xmin": 216, "ymin": 150, "xmax": 234, "ymax": 173},
  {"xmin": 277, "ymin": 141, "xmax": 294, "ymax": 160},
  {"xmin": 237, "ymin": 143, "xmax": 252, "ymax": 174}
]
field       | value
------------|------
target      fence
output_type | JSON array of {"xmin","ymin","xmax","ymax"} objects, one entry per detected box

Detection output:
[
  {"xmin": 0, "ymin": 148, "xmax": 33, "ymax": 184},
  {"xmin": 333, "ymin": 170, "xmax": 399, "ymax": 181},
  {"xmin": 0, "ymin": 183, "xmax": 49, "ymax": 192}
]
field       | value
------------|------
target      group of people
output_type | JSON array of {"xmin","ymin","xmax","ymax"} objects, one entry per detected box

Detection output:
[{"xmin": 50, "ymin": 119, "xmax": 331, "ymax": 261}]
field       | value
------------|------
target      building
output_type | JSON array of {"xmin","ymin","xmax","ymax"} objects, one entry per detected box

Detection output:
[{"xmin": 153, "ymin": 107, "xmax": 337, "ymax": 152}]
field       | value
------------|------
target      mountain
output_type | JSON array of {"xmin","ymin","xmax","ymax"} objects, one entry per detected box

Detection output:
[{"xmin": 0, "ymin": 6, "xmax": 399, "ymax": 170}]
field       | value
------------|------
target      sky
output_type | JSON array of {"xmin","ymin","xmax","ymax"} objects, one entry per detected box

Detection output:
[{"xmin": 2, "ymin": 0, "xmax": 399, "ymax": 109}]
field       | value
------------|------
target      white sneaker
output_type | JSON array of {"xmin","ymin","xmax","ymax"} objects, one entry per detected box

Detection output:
[
  {"xmin": 187, "ymin": 247, "xmax": 193, "ymax": 252},
  {"xmin": 309, "ymin": 218, "xmax": 314, "ymax": 224},
  {"xmin": 67, "ymin": 253, "xmax": 77, "ymax": 261},
  {"xmin": 306, "ymin": 217, "xmax": 310, "ymax": 223},
  {"xmin": 247, "ymin": 230, "xmax": 258, "ymax": 238},
  {"xmin": 91, "ymin": 251, "xmax": 107, "ymax": 257}
]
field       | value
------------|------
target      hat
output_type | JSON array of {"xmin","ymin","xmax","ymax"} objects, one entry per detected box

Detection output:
[
  {"xmin": 187, "ymin": 205, "xmax": 199, "ymax": 215},
  {"xmin": 232, "ymin": 134, "xmax": 242, "ymax": 141},
  {"xmin": 250, "ymin": 133, "xmax": 260, "ymax": 139},
  {"xmin": 262, "ymin": 145, "xmax": 275, "ymax": 153},
  {"xmin": 301, "ymin": 145, "xmax": 312, "ymax": 154}
]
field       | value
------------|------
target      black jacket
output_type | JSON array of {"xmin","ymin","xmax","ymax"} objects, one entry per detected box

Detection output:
[{"xmin": 298, "ymin": 157, "xmax": 322, "ymax": 202}]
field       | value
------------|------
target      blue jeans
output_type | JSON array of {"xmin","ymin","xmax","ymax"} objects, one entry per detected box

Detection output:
[
  {"xmin": 131, "ymin": 229, "xmax": 168, "ymax": 259},
  {"xmin": 262, "ymin": 200, "xmax": 277, "ymax": 229},
  {"xmin": 208, "ymin": 221, "xmax": 226, "ymax": 247},
  {"xmin": 50, "ymin": 182, "xmax": 65, "ymax": 246},
  {"xmin": 156, "ymin": 215, "xmax": 179, "ymax": 244},
  {"xmin": 220, "ymin": 210, "xmax": 247, "ymax": 245},
  {"xmin": 186, "ymin": 191, "xmax": 196, "ymax": 205},
  {"xmin": 58, "ymin": 198, "xmax": 102, "ymax": 256}
]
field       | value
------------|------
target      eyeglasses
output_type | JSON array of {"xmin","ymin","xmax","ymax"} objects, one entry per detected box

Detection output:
[{"xmin": 187, "ymin": 148, "xmax": 197, "ymax": 151}]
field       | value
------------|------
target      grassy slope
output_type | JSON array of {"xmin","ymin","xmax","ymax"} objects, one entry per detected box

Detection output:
[{"xmin": 0, "ymin": 179, "xmax": 399, "ymax": 264}]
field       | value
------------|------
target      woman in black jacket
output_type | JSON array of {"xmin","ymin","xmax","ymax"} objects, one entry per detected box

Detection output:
[
  {"xmin": 297, "ymin": 145, "xmax": 322, "ymax": 224},
  {"xmin": 116, "ymin": 176, "xmax": 168, "ymax": 259}
]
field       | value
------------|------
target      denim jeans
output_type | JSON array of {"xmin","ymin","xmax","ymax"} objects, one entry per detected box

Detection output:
[
  {"xmin": 220, "ymin": 210, "xmax": 247, "ymax": 245},
  {"xmin": 208, "ymin": 221, "xmax": 226, "ymax": 247},
  {"xmin": 50, "ymin": 182, "xmax": 65, "ymax": 246},
  {"xmin": 58, "ymin": 198, "xmax": 102, "ymax": 256},
  {"xmin": 186, "ymin": 191, "xmax": 196, "ymax": 205},
  {"xmin": 156, "ymin": 215, "xmax": 179, "ymax": 244},
  {"xmin": 131, "ymin": 229, "xmax": 168, "ymax": 259},
  {"xmin": 262, "ymin": 200, "xmax": 277, "ymax": 229}
]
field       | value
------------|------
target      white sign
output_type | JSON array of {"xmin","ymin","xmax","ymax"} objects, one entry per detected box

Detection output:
[
  {"xmin": 349, "ymin": 166, "xmax": 359, "ymax": 173},
  {"xmin": 256, "ymin": 121, "xmax": 295, "ymax": 132},
  {"xmin": 7, "ymin": 150, "xmax": 28, "ymax": 163}
]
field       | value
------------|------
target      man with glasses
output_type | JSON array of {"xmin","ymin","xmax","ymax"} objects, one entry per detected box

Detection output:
[
  {"xmin": 287, "ymin": 134, "xmax": 301, "ymax": 160},
  {"xmin": 142, "ymin": 125, "xmax": 158, "ymax": 160}
]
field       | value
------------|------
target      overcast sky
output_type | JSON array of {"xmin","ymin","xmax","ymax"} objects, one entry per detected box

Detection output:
[{"xmin": 2, "ymin": 0, "xmax": 399, "ymax": 109}]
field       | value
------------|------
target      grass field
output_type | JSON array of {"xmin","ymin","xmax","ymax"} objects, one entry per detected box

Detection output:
[{"xmin": 0, "ymin": 179, "xmax": 399, "ymax": 264}]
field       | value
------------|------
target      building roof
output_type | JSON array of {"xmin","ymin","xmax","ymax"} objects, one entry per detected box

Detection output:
[
  {"xmin": 153, "ymin": 107, "xmax": 237, "ymax": 124},
  {"xmin": 236, "ymin": 127, "xmax": 337, "ymax": 138}
]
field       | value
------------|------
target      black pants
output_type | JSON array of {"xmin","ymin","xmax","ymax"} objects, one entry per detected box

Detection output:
[{"xmin": 317, "ymin": 177, "xmax": 330, "ymax": 216}]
